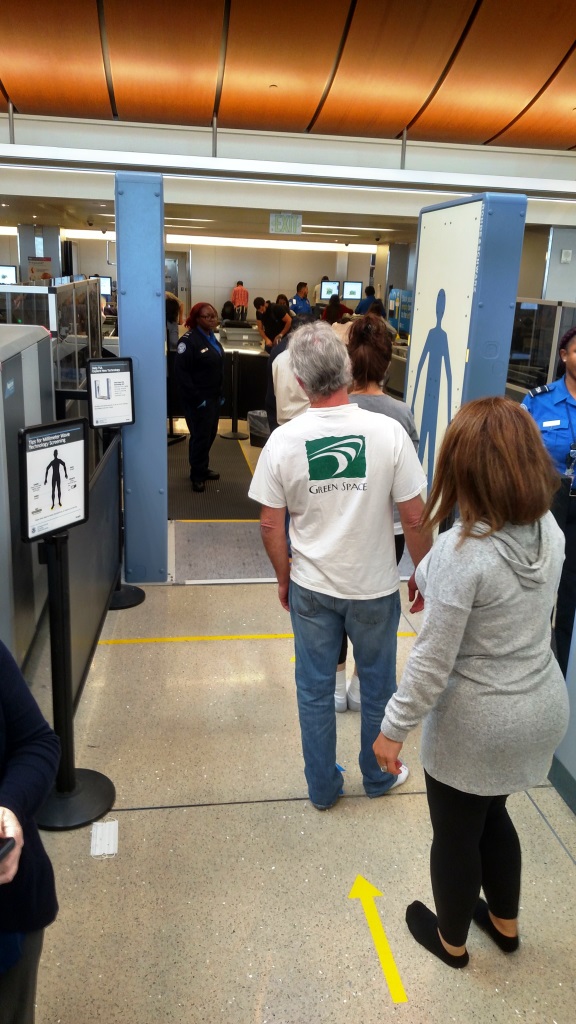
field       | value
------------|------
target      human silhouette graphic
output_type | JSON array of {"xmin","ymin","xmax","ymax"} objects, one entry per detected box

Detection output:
[
  {"xmin": 44, "ymin": 449, "xmax": 68, "ymax": 509},
  {"xmin": 411, "ymin": 288, "xmax": 453, "ymax": 485}
]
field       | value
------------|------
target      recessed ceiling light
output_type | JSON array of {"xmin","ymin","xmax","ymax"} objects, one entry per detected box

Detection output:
[{"xmin": 1, "ymin": 203, "xmax": 8, "ymax": 207}]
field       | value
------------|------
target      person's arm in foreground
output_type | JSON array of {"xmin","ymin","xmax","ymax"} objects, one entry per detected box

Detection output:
[
  {"xmin": 397, "ymin": 493, "xmax": 432, "ymax": 608},
  {"xmin": 260, "ymin": 505, "xmax": 290, "ymax": 610}
]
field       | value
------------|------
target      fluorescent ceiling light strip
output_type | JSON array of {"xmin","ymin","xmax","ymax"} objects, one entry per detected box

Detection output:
[
  {"xmin": 0, "ymin": 226, "xmax": 17, "ymax": 235},
  {"xmin": 165, "ymin": 233, "xmax": 376, "ymax": 253}
]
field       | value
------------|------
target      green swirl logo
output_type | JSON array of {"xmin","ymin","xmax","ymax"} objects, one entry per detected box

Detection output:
[{"xmin": 305, "ymin": 435, "xmax": 366, "ymax": 480}]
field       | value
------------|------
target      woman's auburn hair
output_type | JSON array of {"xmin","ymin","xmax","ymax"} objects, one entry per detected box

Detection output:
[
  {"xmin": 185, "ymin": 302, "xmax": 217, "ymax": 330},
  {"xmin": 422, "ymin": 396, "xmax": 560, "ymax": 537},
  {"xmin": 347, "ymin": 313, "xmax": 392, "ymax": 388}
]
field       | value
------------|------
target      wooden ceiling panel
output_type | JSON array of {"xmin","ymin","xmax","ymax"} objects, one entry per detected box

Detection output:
[
  {"xmin": 409, "ymin": 0, "xmax": 576, "ymax": 143},
  {"xmin": 314, "ymin": 0, "xmax": 476, "ymax": 138},
  {"xmin": 0, "ymin": 2, "xmax": 111, "ymax": 118},
  {"xmin": 105, "ymin": 0, "xmax": 225, "ymax": 125},
  {"xmin": 217, "ymin": 0, "xmax": 350, "ymax": 132},
  {"xmin": 494, "ymin": 53, "xmax": 576, "ymax": 149}
]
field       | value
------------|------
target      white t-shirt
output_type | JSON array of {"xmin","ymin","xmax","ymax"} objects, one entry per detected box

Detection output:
[
  {"xmin": 272, "ymin": 349, "xmax": 310, "ymax": 425},
  {"xmin": 249, "ymin": 403, "xmax": 427, "ymax": 599}
]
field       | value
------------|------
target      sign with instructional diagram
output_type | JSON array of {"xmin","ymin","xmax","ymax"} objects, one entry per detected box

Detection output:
[
  {"xmin": 87, "ymin": 358, "xmax": 135, "ymax": 429},
  {"xmin": 19, "ymin": 419, "xmax": 88, "ymax": 542}
]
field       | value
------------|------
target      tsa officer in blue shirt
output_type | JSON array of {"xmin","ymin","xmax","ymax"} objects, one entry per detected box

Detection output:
[
  {"xmin": 175, "ymin": 302, "xmax": 224, "ymax": 492},
  {"xmin": 354, "ymin": 285, "xmax": 377, "ymax": 315},
  {"xmin": 522, "ymin": 326, "xmax": 576, "ymax": 676},
  {"xmin": 289, "ymin": 282, "xmax": 311, "ymax": 316}
]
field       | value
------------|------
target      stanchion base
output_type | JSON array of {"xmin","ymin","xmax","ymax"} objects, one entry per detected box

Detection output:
[
  {"xmin": 220, "ymin": 430, "xmax": 249, "ymax": 440},
  {"xmin": 109, "ymin": 584, "xmax": 146, "ymax": 610},
  {"xmin": 167, "ymin": 434, "xmax": 186, "ymax": 446},
  {"xmin": 36, "ymin": 768, "xmax": 116, "ymax": 831}
]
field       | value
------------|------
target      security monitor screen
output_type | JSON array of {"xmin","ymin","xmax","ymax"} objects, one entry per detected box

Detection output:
[
  {"xmin": 343, "ymin": 281, "xmax": 363, "ymax": 301},
  {"xmin": 99, "ymin": 276, "xmax": 113, "ymax": 296},
  {"xmin": 320, "ymin": 280, "xmax": 340, "ymax": 301},
  {"xmin": 0, "ymin": 265, "xmax": 17, "ymax": 284}
]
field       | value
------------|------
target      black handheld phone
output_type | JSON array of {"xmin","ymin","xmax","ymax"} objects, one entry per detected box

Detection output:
[{"xmin": 0, "ymin": 836, "xmax": 16, "ymax": 862}]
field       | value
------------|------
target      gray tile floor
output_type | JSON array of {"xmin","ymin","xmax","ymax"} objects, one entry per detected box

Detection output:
[{"xmin": 29, "ymin": 578, "xmax": 576, "ymax": 1023}]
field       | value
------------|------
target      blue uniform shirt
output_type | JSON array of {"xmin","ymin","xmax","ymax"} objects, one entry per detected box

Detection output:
[
  {"xmin": 354, "ymin": 296, "xmax": 376, "ymax": 314},
  {"xmin": 289, "ymin": 293, "xmax": 311, "ymax": 315},
  {"xmin": 522, "ymin": 376, "xmax": 576, "ymax": 475}
]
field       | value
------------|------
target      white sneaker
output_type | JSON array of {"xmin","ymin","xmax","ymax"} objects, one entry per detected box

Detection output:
[
  {"xmin": 334, "ymin": 694, "xmax": 347, "ymax": 713},
  {"xmin": 389, "ymin": 763, "xmax": 410, "ymax": 790},
  {"xmin": 347, "ymin": 675, "xmax": 361, "ymax": 712}
]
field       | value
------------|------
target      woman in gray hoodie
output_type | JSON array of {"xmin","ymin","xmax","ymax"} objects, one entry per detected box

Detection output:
[{"xmin": 374, "ymin": 397, "xmax": 569, "ymax": 969}]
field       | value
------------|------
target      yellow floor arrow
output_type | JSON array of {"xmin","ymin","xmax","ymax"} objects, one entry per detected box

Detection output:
[{"xmin": 348, "ymin": 874, "xmax": 408, "ymax": 1004}]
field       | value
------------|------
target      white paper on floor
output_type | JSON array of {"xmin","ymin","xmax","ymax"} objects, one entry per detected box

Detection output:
[{"xmin": 90, "ymin": 819, "xmax": 118, "ymax": 857}]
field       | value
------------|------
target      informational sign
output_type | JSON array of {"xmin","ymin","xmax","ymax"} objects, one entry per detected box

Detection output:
[
  {"xmin": 388, "ymin": 289, "xmax": 413, "ymax": 335},
  {"xmin": 269, "ymin": 211, "xmax": 302, "ymax": 235},
  {"xmin": 86, "ymin": 358, "xmax": 135, "ymax": 428},
  {"xmin": 19, "ymin": 419, "xmax": 88, "ymax": 542},
  {"xmin": 27, "ymin": 256, "xmax": 53, "ymax": 282}
]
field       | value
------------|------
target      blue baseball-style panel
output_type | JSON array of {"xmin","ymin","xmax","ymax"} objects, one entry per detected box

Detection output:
[
  {"xmin": 115, "ymin": 172, "xmax": 167, "ymax": 583},
  {"xmin": 462, "ymin": 194, "xmax": 527, "ymax": 401}
]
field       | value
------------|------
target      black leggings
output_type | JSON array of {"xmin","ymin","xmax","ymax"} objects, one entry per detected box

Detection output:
[{"xmin": 425, "ymin": 771, "xmax": 521, "ymax": 947}]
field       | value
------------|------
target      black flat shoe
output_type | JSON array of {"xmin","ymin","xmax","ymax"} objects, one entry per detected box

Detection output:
[
  {"xmin": 204, "ymin": 470, "xmax": 220, "ymax": 481},
  {"xmin": 192, "ymin": 480, "xmax": 205, "ymax": 492}
]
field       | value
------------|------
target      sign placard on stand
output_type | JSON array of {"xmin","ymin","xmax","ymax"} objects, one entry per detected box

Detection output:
[
  {"xmin": 19, "ymin": 419, "xmax": 88, "ymax": 542},
  {"xmin": 86, "ymin": 357, "xmax": 135, "ymax": 429}
]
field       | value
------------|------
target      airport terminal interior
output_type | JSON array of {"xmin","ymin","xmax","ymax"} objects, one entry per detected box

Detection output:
[{"xmin": 2, "ymin": 2, "xmax": 576, "ymax": 1021}]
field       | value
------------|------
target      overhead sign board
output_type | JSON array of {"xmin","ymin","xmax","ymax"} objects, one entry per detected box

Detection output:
[{"xmin": 269, "ymin": 212, "xmax": 302, "ymax": 235}]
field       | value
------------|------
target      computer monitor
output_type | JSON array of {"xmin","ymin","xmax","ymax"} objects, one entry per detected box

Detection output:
[
  {"xmin": 0, "ymin": 265, "xmax": 17, "ymax": 285},
  {"xmin": 343, "ymin": 280, "xmax": 363, "ymax": 301},
  {"xmin": 99, "ymin": 276, "xmax": 113, "ymax": 297},
  {"xmin": 320, "ymin": 280, "xmax": 340, "ymax": 301}
]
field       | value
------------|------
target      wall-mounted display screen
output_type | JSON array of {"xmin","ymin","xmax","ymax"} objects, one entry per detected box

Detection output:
[
  {"xmin": 19, "ymin": 419, "xmax": 89, "ymax": 542},
  {"xmin": 320, "ymin": 280, "xmax": 340, "ymax": 301},
  {"xmin": 343, "ymin": 280, "xmax": 363, "ymax": 300},
  {"xmin": 0, "ymin": 265, "xmax": 17, "ymax": 285}
]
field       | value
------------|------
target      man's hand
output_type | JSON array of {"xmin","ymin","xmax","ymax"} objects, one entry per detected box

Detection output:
[
  {"xmin": 407, "ymin": 572, "xmax": 424, "ymax": 613},
  {"xmin": 372, "ymin": 733, "xmax": 403, "ymax": 775},
  {"xmin": 0, "ymin": 807, "xmax": 24, "ymax": 885},
  {"xmin": 278, "ymin": 581, "xmax": 289, "ymax": 611}
]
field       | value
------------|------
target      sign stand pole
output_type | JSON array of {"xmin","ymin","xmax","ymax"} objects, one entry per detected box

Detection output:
[
  {"xmin": 36, "ymin": 531, "xmax": 116, "ymax": 830},
  {"xmin": 220, "ymin": 349, "xmax": 248, "ymax": 440}
]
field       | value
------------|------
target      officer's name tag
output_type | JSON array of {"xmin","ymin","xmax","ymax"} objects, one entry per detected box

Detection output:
[{"xmin": 543, "ymin": 419, "xmax": 561, "ymax": 427}]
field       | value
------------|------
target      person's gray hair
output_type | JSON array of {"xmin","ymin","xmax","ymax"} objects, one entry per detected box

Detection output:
[{"xmin": 288, "ymin": 321, "xmax": 352, "ymax": 399}]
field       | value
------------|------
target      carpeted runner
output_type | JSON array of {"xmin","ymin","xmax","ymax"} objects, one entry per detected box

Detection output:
[{"xmin": 168, "ymin": 433, "xmax": 257, "ymax": 520}]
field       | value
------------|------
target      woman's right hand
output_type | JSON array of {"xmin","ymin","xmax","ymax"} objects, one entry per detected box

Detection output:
[{"xmin": 0, "ymin": 807, "xmax": 24, "ymax": 885}]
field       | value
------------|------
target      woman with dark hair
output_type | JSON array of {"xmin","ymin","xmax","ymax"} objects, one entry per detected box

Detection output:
[
  {"xmin": 373, "ymin": 397, "xmax": 568, "ymax": 969},
  {"xmin": 334, "ymin": 314, "xmax": 420, "ymax": 713},
  {"xmin": 174, "ymin": 302, "xmax": 224, "ymax": 492},
  {"xmin": 322, "ymin": 293, "xmax": 353, "ymax": 325},
  {"xmin": 523, "ymin": 326, "xmax": 576, "ymax": 676}
]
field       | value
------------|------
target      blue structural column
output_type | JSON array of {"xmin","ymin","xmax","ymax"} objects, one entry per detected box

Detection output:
[{"xmin": 115, "ymin": 172, "xmax": 167, "ymax": 582}]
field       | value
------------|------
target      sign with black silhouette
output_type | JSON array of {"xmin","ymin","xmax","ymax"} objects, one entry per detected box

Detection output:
[
  {"xmin": 405, "ymin": 193, "xmax": 527, "ymax": 490},
  {"xmin": 18, "ymin": 419, "xmax": 88, "ymax": 542},
  {"xmin": 86, "ymin": 357, "xmax": 135, "ymax": 429}
]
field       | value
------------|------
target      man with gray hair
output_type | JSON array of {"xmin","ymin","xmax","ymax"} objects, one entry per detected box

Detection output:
[{"xmin": 249, "ymin": 322, "xmax": 431, "ymax": 809}]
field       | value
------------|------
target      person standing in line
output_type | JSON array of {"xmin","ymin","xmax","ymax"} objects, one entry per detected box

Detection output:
[
  {"xmin": 249, "ymin": 321, "xmax": 430, "ymax": 810},
  {"xmin": 373, "ymin": 397, "xmax": 568, "ymax": 969},
  {"xmin": 335, "ymin": 314, "xmax": 420, "ymax": 713},
  {"xmin": 231, "ymin": 280, "xmax": 249, "ymax": 321},
  {"xmin": 288, "ymin": 282, "xmax": 311, "ymax": 316},
  {"xmin": 354, "ymin": 285, "xmax": 377, "ymax": 315},
  {"xmin": 322, "ymin": 293, "xmax": 354, "ymax": 324},
  {"xmin": 522, "ymin": 326, "xmax": 576, "ymax": 677},
  {"xmin": 313, "ymin": 276, "xmax": 330, "ymax": 311},
  {"xmin": 0, "ymin": 639, "xmax": 60, "ymax": 1024},
  {"xmin": 174, "ymin": 303, "xmax": 224, "ymax": 493}
]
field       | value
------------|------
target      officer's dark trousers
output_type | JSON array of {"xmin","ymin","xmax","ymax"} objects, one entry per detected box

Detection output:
[
  {"xmin": 551, "ymin": 478, "xmax": 576, "ymax": 677},
  {"xmin": 182, "ymin": 398, "xmax": 220, "ymax": 483}
]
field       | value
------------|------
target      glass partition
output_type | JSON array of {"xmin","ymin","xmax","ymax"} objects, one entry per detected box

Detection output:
[{"xmin": 507, "ymin": 300, "xmax": 560, "ymax": 391}]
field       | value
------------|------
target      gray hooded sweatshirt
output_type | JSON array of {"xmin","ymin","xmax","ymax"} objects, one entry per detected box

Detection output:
[{"xmin": 381, "ymin": 512, "xmax": 570, "ymax": 795}]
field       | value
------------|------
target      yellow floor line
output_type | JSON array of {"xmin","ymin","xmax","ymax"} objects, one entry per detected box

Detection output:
[
  {"xmin": 239, "ymin": 440, "xmax": 256, "ymax": 475},
  {"xmin": 100, "ymin": 630, "xmax": 416, "ymax": 645}
]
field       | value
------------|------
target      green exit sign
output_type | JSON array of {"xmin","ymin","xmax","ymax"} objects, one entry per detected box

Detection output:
[{"xmin": 269, "ymin": 211, "xmax": 302, "ymax": 235}]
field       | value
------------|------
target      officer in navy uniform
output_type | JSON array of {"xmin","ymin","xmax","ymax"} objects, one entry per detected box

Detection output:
[
  {"xmin": 522, "ymin": 326, "xmax": 576, "ymax": 676},
  {"xmin": 174, "ymin": 302, "xmax": 224, "ymax": 493}
]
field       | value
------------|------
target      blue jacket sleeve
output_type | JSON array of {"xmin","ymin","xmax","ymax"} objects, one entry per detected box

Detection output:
[{"xmin": 0, "ymin": 641, "xmax": 60, "ymax": 823}]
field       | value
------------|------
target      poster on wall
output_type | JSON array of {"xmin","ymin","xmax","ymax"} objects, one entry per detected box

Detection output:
[
  {"xmin": 18, "ymin": 419, "xmax": 89, "ymax": 542},
  {"xmin": 87, "ymin": 358, "xmax": 135, "ymax": 428},
  {"xmin": 27, "ymin": 256, "xmax": 53, "ymax": 283}
]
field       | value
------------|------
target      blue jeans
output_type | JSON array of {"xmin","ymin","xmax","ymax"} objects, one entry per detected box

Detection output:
[{"xmin": 289, "ymin": 581, "xmax": 401, "ymax": 807}]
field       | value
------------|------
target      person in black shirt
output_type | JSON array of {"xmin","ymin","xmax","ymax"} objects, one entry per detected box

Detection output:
[{"xmin": 174, "ymin": 303, "xmax": 224, "ymax": 492}]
